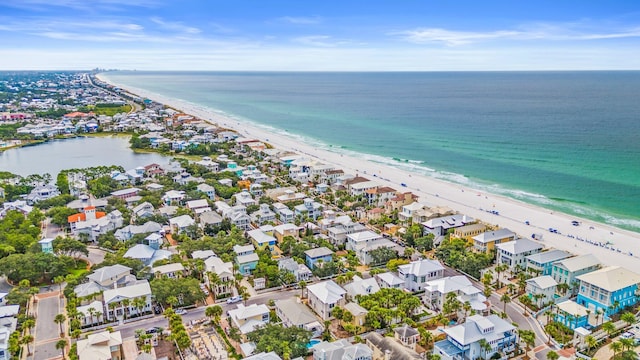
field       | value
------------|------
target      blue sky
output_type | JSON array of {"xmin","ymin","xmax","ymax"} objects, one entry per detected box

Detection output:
[{"xmin": 1, "ymin": 0, "xmax": 640, "ymax": 70}]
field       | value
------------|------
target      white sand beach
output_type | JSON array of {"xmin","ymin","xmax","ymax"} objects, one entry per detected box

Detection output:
[{"xmin": 98, "ymin": 74, "xmax": 640, "ymax": 270}]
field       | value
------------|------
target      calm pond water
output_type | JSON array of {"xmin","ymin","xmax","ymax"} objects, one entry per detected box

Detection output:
[{"xmin": 0, "ymin": 136, "xmax": 170, "ymax": 177}]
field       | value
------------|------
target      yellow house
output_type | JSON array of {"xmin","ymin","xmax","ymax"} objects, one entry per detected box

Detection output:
[
  {"xmin": 342, "ymin": 302, "xmax": 368, "ymax": 334},
  {"xmin": 453, "ymin": 223, "xmax": 487, "ymax": 244},
  {"xmin": 473, "ymin": 228, "xmax": 517, "ymax": 254},
  {"xmin": 273, "ymin": 223, "xmax": 299, "ymax": 243}
]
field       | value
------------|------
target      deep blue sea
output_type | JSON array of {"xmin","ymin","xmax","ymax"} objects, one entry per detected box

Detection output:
[{"xmin": 101, "ymin": 71, "xmax": 640, "ymax": 232}]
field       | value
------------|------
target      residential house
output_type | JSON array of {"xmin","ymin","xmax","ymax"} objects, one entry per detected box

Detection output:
[
  {"xmin": 433, "ymin": 315, "xmax": 517, "ymax": 360},
  {"xmin": 144, "ymin": 163, "xmax": 165, "ymax": 178},
  {"xmin": 307, "ymin": 280, "xmax": 347, "ymax": 320},
  {"xmin": 123, "ymin": 244, "xmax": 172, "ymax": 266},
  {"xmin": 205, "ymin": 256, "xmax": 234, "ymax": 296},
  {"xmin": 273, "ymin": 203, "xmax": 295, "ymax": 224},
  {"xmin": 0, "ymin": 200, "xmax": 33, "ymax": 218},
  {"xmin": 235, "ymin": 190, "xmax": 256, "ymax": 207},
  {"xmin": 251, "ymin": 204, "xmax": 277, "ymax": 225},
  {"xmin": 234, "ymin": 244, "xmax": 259, "ymax": 275},
  {"xmin": 244, "ymin": 352, "xmax": 282, "ymax": 360},
  {"xmin": 192, "ymin": 250, "xmax": 216, "ymax": 260},
  {"xmin": 526, "ymin": 250, "xmax": 572, "ymax": 276},
  {"xmin": 186, "ymin": 199, "xmax": 211, "ymax": 213},
  {"xmin": 397, "ymin": 259, "xmax": 445, "ymax": 292},
  {"xmin": 173, "ymin": 171, "xmax": 202, "ymax": 185},
  {"xmin": 343, "ymin": 276, "xmax": 381, "ymax": 301},
  {"xmin": 385, "ymin": 192, "xmax": 417, "ymax": 214},
  {"xmin": 365, "ymin": 332, "xmax": 421, "ymax": 360},
  {"xmin": 422, "ymin": 214, "xmax": 475, "ymax": 237},
  {"xmin": 526, "ymin": 275, "xmax": 558, "ymax": 307},
  {"xmin": 343, "ymin": 302, "xmax": 368, "ymax": 330},
  {"xmin": 551, "ymin": 254, "xmax": 601, "ymax": 293},
  {"xmin": 394, "ymin": 325, "xmax": 420, "ymax": 351},
  {"xmin": 228, "ymin": 304, "xmax": 270, "ymax": 335},
  {"xmin": 313, "ymin": 339, "xmax": 372, "ymax": 360},
  {"xmin": 273, "ymin": 223, "xmax": 299, "ymax": 243},
  {"xmin": 77, "ymin": 330, "xmax": 123, "ymax": 360},
  {"xmin": 152, "ymin": 263, "xmax": 186, "ymax": 279},
  {"xmin": 305, "ymin": 247, "xmax": 334, "ymax": 269},
  {"xmin": 74, "ymin": 265, "xmax": 137, "ymax": 301},
  {"xmin": 132, "ymin": 202, "xmax": 154, "ymax": 219},
  {"xmin": 398, "ymin": 202, "xmax": 426, "ymax": 225},
  {"xmin": 375, "ymin": 272, "xmax": 404, "ymax": 290},
  {"xmin": 275, "ymin": 298, "xmax": 324, "ymax": 337},
  {"xmin": 169, "ymin": 214, "xmax": 195, "ymax": 234},
  {"xmin": 472, "ymin": 228, "xmax": 516, "ymax": 254},
  {"xmin": 575, "ymin": 266, "xmax": 640, "ymax": 316},
  {"xmin": 452, "ymin": 223, "xmax": 487, "ymax": 243},
  {"xmin": 294, "ymin": 198, "xmax": 323, "ymax": 220},
  {"xmin": 554, "ymin": 300, "xmax": 590, "ymax": 330},
  {"xmin": 26, "ymin": 183, "xmax": 60, "ymax": 204},
  {"xmin": 494, "ymin": 239, "xmax": 544, "ymax": 272},
  {"xmin": 364, "ymin": 186, "xmax": 397, "ymax": 207},
  {"xmin": 145, "ymin": 233, "xmax": 163, "ymax": 250},
  {"xmin": 69, "ymin": 207, "xmax": 123, "ymax": 241},
  {"xmin": 77, "ymin": 300, "xmax": 104, "ymax": 328},
  {"xmin": 199, "ymin": 211, "xmax": 223, "ymax": 228},
  {"xmin": 196, "ymin": 183, "xmax": 216, "ymax": 200},
  {"xmin": 247, "ymin": 229, "xmax": 277, "ymax": 252},
  {"xmin": 278, "ymin": 258, "xmax": 312, "ymax": 282},
  {"xmin": 195, "ymin": 157, "xmax": 219, "ymax": 172},
  {"xmin": 103, "ymin": 281, "xmax": 152, "ymax": 321},
  {"xmin": 423, "ymin": 276, "xmax": 488, "ymax": 315},
  {"xmin": 110, "ymin": 187, "xmax": 141, "ymax": 200},
  {"xmin": 162, "ymin": 190, "xmax": 185, "ymax": 206},
  {"xmin": 349, "ymin": 180, "xmax": 379, "ymax": 197},
  {"xmin": 413, "ymin": 206, "xmax": 455, "ymax": 225},
  {"xmin": 114, "ymin": 221, "xmax": 162, "ymax": 241}
]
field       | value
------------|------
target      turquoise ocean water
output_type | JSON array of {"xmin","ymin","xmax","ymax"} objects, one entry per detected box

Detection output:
[{"xmin": 101, "ymin": 71, "xmax": 640, "ymax": 232}]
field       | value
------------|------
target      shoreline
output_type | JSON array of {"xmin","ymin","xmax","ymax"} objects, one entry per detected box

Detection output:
[{"xmin": 97, "ymin": 73, "xmax": 640, "ymax": 270}]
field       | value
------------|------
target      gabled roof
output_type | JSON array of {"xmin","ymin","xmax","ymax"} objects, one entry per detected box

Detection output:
[
  {"xmin": 495, "ymin": 238, "xmax": 543, "ymax": 254},
  {"xmin": 87, "ymin": 264, "xmax": 131, "ymax": 283},
  {"xmin": 472, "ymin": 228, "xmax": 516, "ymax": 243},
  {"xmin": 424, "ymin": 275, "xmax": 477, "ymax": 294},
  {"xmin": 275, "ymin": 298, "xmax": 318, "ymax": 326},
  {"xmin": 103, "ymin": 281, "xmax": 151, "ymax": 304},
  {"xmin": 553, "ymin": 254, "xmax": 600, "ymax": 273},
  {"xmin": 394, "ymin": 324, "xmax": 419, "ymax": 338},
  {"xmin": 192, "ymin": 250, "xmax": 216, "ymax": 259},
  {"xmin": 343, "ymin": 276, "xmax": 381, "ymax": 297},
  {"xmin": 124, "ymin": 244, "xmax": 155, "ymax": 259},
  {"xmin": 443, "ymin": 314, "xmax": 515, "ymax": 346},
  {"xmin": 344, "ymin": 302, "xmax": 368, "ymax": 316},
  {"xmin": 576, "ymin": 266, "xmax": 640, "ymax": 292},
  {"xmin": 375, "ymin": 272, "xmax": 404, "ymax": 286},
  {"xmin": 152, "ymin": 263, "xmax": 185, "ymax": 274},
  {"xmin": 307, "ymin": 280, "xmax": 346, "ymax": 304},
  {"xmin": 526, "ymin": 249, "xmax": 572, "ymax": 264},
  {"xmin": 526, "ymin": 275, "xmax": 558, "ymax": 289},
  {"xmin": 305, "ymin": 247, "xmax": 334, "ymax": 259},
  {"xmin": 398, "ymin": 259, "xmax": 444, "ymax": 277}
]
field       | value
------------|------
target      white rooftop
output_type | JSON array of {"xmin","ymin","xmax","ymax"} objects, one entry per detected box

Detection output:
[{"xmin": 576, "ymin": 266, "xmax": 640, "ymax": 292}]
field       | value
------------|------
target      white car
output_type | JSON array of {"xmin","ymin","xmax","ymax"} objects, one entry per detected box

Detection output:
[
  {"xmin": 226, "ymin": 296, "xmax": 242, "ymax": 304},
  {"xmin": 175, "ymin": 309, "xmax": 187, "ymax": 315}
]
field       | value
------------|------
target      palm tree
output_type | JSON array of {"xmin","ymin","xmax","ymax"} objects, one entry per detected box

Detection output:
[
  {"xmin": 22, "ymin": 318, "xmax": 35, "ymax": 334},
  {"xmin": 619, "ymin": 338, "xmax": 635, "ymax": 352},
  {"xmin": 54, "ymin": 313, "xmax": 66, "ymax": 335},
  {"xmin": 595, "ymin": 308, "xmax": 604, "ymax": 326},
  {"xmin": 478, "ymin": 338, "xmax": 491, "ymax": 360},
  {"xmin": 603, "ymin": 321, "xmax": 617, "ymax": 338},
  {"xmin": 108, "ymin": 302, "xmax": 118, "ymax": 321},
  {"xmin": 55, "ymin": 339, "xmax": 67, "ymax": 359},
  {"xmin": 585, "ymin": 335, "xmax": 597, "ymax": 353},
  {"xmin": 298, "ymin": 280, "xmax": 307, "ymax": 299},
  {"xmin": 167, "ymin": 296, "xmax": 179, "ymax": 308},
  {"xmin": 621, "ymin": 312, "xmax": 636, "ymax": 327},
  {"xmin": 54, "ymin": 275, "xmax": 65, "ymax": 297},
  {"xmin": 205, "ymin": 305, "xmax": 223, "ymax": 324},
  {"xmin": 500, "ymin": 293, "xmax": 511, "ymax": 315},
  {"xmin": 133, "ymin": 296, "xmax": 147, "ymax": 317},
  {"xmin": 507, "ymin": 283, "xmax": 516, "ymax": 295},
  {"xmin": 518, "ymin": 329, "xmax": 535, "ymax": 360},
  {"xmin": 520, "ymin": 296, "xmax": 533, "ymax": 316},
  {"xmin": 207, "ymin": 271, "xmax": 220, "ymax": 299},
  {"xmin": 610, "ymin": 341, "xmax": 622, "ymax": 359},
  {"xmin": 495, "ymin": 264, "xmax": 508, "ymax": 288},
  {"xmin": 121, "ymin": 298, "xmax": 131, "ymax": 320},
  {"xmin": 21, "ymin": 334, "xmax": 34, "ymax": 356},
  {"xmin": 556, "ymin": 282, "xmax": 570, "ymax": 295}
]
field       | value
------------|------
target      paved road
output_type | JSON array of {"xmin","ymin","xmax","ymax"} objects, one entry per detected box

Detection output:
[
  {"xmin": 31, "ymin": 291, "xmax": 65, "ymax": 360},
  {"xmin": 115, "ymin": 287, "xmax": 300, "ymax": 339}
]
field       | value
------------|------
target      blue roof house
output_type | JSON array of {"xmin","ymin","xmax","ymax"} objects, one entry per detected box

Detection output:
[{"xmin": 305, "ymin": 247, "xmax": 334, "ymax": 270}]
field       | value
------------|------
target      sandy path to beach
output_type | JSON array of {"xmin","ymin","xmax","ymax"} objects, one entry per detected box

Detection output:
[{"xmin": 98, "ymin": 74, "xmax": 640, "ymax": 270}]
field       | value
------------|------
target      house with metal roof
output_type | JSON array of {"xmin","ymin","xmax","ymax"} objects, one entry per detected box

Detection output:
[
  {"xmin": 526, "ymin": 275, "xmax": 558, "ymax": 307},
  {"xmin": 397, "ymin": 259, "xmax": 445, "ymax": 292},
  {"xmin": 307, "ymin": 280, "xmax": 347, "ymax": 320},
  {"xmin": 554, "ymin": 300, "xmax": 590, "ymax": 330},
  {"xmin": 375, "ymin": 272, "xmax": 404, "ymax": 290},
  {"xmin": 313, "ymin": 339, "xmax": 372, "ymax": 360},
  {"xmin": 433, "ymin": 315, "xmax": 517, "ymax": 360},
  {"xmin": 495, "ymin": 238, "xmax": 543, "ymax": 271},
  {"xmin": 526, "ymin": 249, "xmax": 572, "ymax": 276},
  {"xmin": 365, "ymin": 332, "xmax": 421, "ymax": 360},
  {"xmin": 343, "ymin": 276, "xmax": 381, "ymax": 300},
  {"xmin": 472, "ymin": 228, "xmax": 516, "ymax": 254},
  {"xmin": 305, "ymin": 247, "xmax": 334, "ymax": 269},
  {"xmin": 275, "ymin": 298, "xmax": 323, "ymax": 337},
  {"xmin": 551, "ymin": 254, "xmax": 600, "ymax": 293},
  {"xmin": 423, "ymin": 276, "xmax": 488, "ymax": 315},
  {"xmin": 77, "ymin": 330, "xmax": 123, "ymax": 360},
  {"xmin": 576, "ymin": 266, "xmax": 640, "ymax": 317},
  {"xmin": 103, "ymin": 281, "xmax": 152, "ymax": 322},
  {"xmin": 228, "ymin": 304, "xmax": 270, "ymax": 335},
  {"xmin": 123, "ymin": 244, "xmax": 172, "ymax": 266}
]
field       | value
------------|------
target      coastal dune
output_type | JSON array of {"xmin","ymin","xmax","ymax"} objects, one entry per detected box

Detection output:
[{"xmin": 97, "ymin": 74, "xmax": 640, "ymax": 270}]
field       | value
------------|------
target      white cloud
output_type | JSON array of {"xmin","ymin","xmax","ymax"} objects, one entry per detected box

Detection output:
[
  {"xmin": 393, "ymin": 22, "xmax": 640, "ymax": 46},
  {"xmin": 292, "ymin": 35, "xmax": 354, "ymax": 47},
  {"xmin": 278, "ymin": 16, "xmax": 322, "ymax": 25},
  {"xmin": 150, "ymin": 17, "xmax": 201, "ymax": 34}
]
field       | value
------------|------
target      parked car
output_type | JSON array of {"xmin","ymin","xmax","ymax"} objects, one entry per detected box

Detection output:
[
  {"xmin": 175, "ymin": 308, "xmax": 187, "ymax": 315},
  {"xmin": 226, "ymin": 296, "xmax": 242, "ymax": 304}
]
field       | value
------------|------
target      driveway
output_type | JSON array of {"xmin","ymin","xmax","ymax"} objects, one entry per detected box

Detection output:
[{"xmin": 31, "ymin": 291, "xmax": 65, "ymax": 360}]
